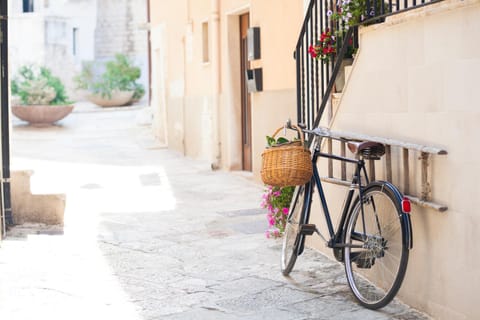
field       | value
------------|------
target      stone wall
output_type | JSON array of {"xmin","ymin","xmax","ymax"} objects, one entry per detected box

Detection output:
[
  {"xmin": 95, "ymin": 0, "xmax": 147, "ymax": 58},
  {"xmin": 8, "ymin": 0, "xmax": 149, "ymax": 103},
  {"xmin": 94, "ymin": 0, "xmax": 149, "ymax": 98}
]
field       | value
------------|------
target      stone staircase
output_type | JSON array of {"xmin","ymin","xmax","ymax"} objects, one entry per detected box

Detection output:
[{"xmin": 327, "ymin": 64, "xmax": 354, "ymax": 126}]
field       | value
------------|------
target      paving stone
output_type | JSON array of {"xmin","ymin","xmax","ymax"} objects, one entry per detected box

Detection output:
[{"xmin": 0, "ymin": 106, "xmax": 432, "ymax": 320}]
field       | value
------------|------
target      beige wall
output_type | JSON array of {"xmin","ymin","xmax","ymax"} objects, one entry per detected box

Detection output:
[
  {"xmin": 149, "ymin": 0, "xmax": 303, "ymax": 169},
  {"xmin": 149, "ymin": 0, "xmax": 188, "ymax": 152},
  {"xmin": 315, "ymin": 0, "xmax": 480, "ymax": 319},
  {"xmin": 150, "ymin": 0, "xmax": 479, "ymax": 318}
]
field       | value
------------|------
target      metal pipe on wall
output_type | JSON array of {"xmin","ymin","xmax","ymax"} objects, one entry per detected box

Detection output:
[
  {"xmin": 210, "ymin": 0, "xmax": 221, "ymax": 170},
  {"xmin": 0, "ymin": 0, "xmax": 12, "ymax": 233}
]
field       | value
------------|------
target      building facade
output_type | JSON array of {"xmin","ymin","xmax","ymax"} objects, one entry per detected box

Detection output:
[
  {"xmin": 149, "ymin": 0, "xmax": 478, "ymax": 319},
  {"xmin": 8, "ymin": 0, "xmax": 148, "ymax": 101},
  {"xmin": 149, "ymin": 0, "xmax": 303, "ymax": 172}
]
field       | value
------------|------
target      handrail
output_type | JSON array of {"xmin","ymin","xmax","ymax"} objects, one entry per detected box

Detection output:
[
  {"xmin": 295, "ymin": 0, "xmax": 445, "ymax": 134},
  {"xmin": 295, "ymin": 0, "xmax": 358, "ymax": 135}
]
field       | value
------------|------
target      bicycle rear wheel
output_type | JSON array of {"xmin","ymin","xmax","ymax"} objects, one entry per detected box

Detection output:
[
  {"xmin": 281, "ymin": 182, "xmax": 309, "ymax": 275},
  {"xmin": 344, "ymin": 183, "xmax": 409, "ymax": 309}
]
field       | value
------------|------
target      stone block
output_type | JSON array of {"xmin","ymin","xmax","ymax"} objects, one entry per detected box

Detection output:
[{"xmin": 11, "ymin": 170, "xmax": 65, "ymax": 225}]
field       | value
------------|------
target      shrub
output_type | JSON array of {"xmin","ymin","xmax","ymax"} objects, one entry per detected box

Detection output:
[
  {"xmin": 11, "ymin": 65, "xmax": 70, "ymax": 105},
  {"xmin": 74, "ymin": 54, "xmax": 145, "ymax": 101}
]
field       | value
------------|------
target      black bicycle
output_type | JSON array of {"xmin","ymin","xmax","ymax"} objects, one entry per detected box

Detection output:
[{"xmin": 281, "ymin": 124, "xmax": 413, "ymax": 309}]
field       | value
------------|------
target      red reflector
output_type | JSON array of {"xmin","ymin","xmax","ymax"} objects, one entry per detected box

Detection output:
[{"xmin": 402, "ymin": 197, "xmax": 411, "ymax": 213}]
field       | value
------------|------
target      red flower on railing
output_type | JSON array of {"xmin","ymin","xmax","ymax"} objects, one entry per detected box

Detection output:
[{"xmin": 308, "ymin": 29, "xmax": 336, "ymax": 63}]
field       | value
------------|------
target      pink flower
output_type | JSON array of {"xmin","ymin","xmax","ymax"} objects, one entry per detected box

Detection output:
[
  {"xmin": 268, "ymin": 215, "xmax": 275, "ymax": 226},
  {"xmin": 282, "ymin": 207, "xmax": 289, "ymax": 215},
  {"xmin": 265, "ymin": 230, "xmax": 271, "ymax": 239},
  {"xmin": 273, "ymin": 191, "xmax": 281, "ymax": 197}
]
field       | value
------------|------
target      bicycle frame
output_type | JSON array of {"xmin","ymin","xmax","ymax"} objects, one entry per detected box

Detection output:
[{"xmin": 297, "ymin": 139, "xmax": 370, "ymax": 256}]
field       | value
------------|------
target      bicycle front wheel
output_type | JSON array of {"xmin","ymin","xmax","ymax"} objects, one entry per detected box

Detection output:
[
  {"xmin": 281, "ymin": 182, "xmax": 309, "ymax": 275},
  {"xmin": 344, "ymin": 184, "xmax": 409, "ymax": 309}
]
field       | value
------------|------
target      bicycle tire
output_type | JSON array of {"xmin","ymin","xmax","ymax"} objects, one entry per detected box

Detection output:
[
  {"xmin": 344, "ymin": 183, "xmax": 409, "ymax": 309},
  {"xmin": 281, "ymin": 182, "xmax": 310, "ymax": 275}
]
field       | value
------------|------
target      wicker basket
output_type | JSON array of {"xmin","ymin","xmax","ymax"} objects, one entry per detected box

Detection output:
[{"xmin": 261, "ymin": 125, "xmax": 313, "ymax": 187}]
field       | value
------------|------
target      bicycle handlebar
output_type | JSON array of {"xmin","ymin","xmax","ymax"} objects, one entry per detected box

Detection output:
[{"xmin": 284, "ymin": 119, "xmax": 331, "ymax": 138}]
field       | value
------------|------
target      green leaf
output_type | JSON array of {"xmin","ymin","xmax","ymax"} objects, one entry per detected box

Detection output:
[
  {"xmin": 266, "ymin": 136, "xmax": 276, "ymax": 147},
  {"xmin": 276, "ymin": 137, "xmax": 289, "ymax": 145}
]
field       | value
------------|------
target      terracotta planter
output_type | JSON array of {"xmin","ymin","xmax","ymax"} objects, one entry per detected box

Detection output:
[
  {"xmin": 87, "ymin": 90, "xmax": 134, "ymax": 107},
  {"xmin": 12, "ymin": 105, "xmax": 74, "ymax": 127}
]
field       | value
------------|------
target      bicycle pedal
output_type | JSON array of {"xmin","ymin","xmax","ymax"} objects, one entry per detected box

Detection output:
[{"xmin": 299, "ymin": 224, "xmax": 317, "ymax": 236}]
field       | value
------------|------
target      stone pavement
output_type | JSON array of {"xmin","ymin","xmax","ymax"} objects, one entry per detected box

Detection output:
[{"xmin": 0, "ymin": 103, "xmax": 431, "ymax": 320}]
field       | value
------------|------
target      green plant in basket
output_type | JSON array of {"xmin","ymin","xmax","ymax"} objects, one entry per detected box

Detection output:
[
  {"xmin": 266, "ymin": 136, "xmax": 290, "ymax": 147},
  {"xmin": 266, "ymin": 134, "xmax": 301, "ymax": 147}
]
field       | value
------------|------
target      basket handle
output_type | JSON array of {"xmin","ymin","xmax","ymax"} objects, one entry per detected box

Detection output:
[{"xmin": 271, "ymin": 124, "xmax": 305, "ymax": 147}]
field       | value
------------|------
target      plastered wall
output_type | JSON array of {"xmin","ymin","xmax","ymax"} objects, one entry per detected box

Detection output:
[
  {"xmin": 149, "ymin": 0, "xmax": 303, "ymax": 169},
  {"xmin": 312, "ymin": 1, "xmax": 480, "ymax": 318}
]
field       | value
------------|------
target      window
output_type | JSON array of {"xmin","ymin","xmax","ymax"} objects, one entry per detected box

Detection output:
[
  {"xmin": 23, "ymin": 0, "xmax": 34, "ymax": 13},
  {"xmin": 202, "ymin": 21, "xmax": 209, "ymax": 63},
  {"xmin": 73, "ymin": 28, "xmax": 78, "ymax": 56}
]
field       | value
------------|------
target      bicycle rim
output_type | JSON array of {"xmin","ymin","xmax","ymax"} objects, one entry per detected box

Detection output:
[
  {"xmin": 344, "ymin": 186, "xmax": 408, "ymax": 309},
  {"xmin": 281, "ymin": 184, "xmax": 307, "ymax": 275}
]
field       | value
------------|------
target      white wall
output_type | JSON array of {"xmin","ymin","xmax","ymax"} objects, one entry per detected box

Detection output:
[
  {"xmin": 8, "ymin": 0, "xmax": 98, "ymax": 101},
  {"xmin": 8, "ymin": 0, "xmax": 148, "ymax": 103}
]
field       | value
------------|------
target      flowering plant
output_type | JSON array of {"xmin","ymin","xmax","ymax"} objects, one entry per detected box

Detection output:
[
  {"xmin": 261, "ymin": 185, "xmax": 294, "ymax": 238},
  {"xmin": 332, "ymin": 0, "xmax": 388, "ymax": 30},
  {"xmin": 308, "ymin": 29, "xmax": 336, "ymax": 62},
  {"xmin": 331, "ymin": 0, "xmax": 365, "ymax": 29}
]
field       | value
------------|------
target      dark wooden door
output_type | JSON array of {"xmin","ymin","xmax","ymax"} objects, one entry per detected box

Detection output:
[{"xmin": 240, "ymin": 13, "xmax": 252, "ymax": 171}]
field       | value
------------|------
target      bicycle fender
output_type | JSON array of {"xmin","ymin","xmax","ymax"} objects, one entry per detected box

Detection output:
[{"xmin": 368, "ymin": 181, "xmax": 413, "ymax": 250}]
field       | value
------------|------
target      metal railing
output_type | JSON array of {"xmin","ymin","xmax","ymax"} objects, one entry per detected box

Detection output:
[
  {"xmin": 295, "ymin": 0, "xmax": 357, "ymax": 134},
  {"xmin": 295, "ymin": 0, "xmax": 444, "ymax": 133}
]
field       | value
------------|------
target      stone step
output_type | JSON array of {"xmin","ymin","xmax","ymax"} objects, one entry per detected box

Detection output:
[
  {"xmin": 11, "ymin": 170, "xmax": 65, "ymax": 225},
  {"xmin": 326, "ymin": 64, "xmax": 354, "ymax": 125}
]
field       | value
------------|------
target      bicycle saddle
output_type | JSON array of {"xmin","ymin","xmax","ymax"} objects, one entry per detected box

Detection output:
[{"xmin": 347, "ymin": 141, "xmax": 386, "ymax": 160}]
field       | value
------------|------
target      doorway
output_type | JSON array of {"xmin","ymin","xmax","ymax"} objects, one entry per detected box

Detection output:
[{"xmin": 240, "ymin": 13, "xmax": 252, "ymax": 172}]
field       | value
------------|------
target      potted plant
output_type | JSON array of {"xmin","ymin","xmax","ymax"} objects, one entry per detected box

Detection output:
[
  {"xmin": 74, "ymin": 53, "xmax": 145, "ymax": 107},
  {"xmin": 11, "ymin": 65, "xmax": 74, "ymax": 127}
]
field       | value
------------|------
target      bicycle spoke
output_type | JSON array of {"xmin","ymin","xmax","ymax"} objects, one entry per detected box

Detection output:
[
  {"xmin": 345, "ymin": 186, "xmax": 409, "ymax": 309},
  {"xmin": 281, "ymin": 184, "xmax": 309, "ymax": 275}
]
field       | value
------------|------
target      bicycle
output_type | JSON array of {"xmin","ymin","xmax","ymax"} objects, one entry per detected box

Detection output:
[{"xmin": 281, "ymin": 124, "xmax": 413, "ymax": 310}]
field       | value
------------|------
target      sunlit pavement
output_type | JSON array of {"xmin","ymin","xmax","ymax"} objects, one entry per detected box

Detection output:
[{"xmin": 0, "ymin": 103, "xmax": 431, "ymax": 319}]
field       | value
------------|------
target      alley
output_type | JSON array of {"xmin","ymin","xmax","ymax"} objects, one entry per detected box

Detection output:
[{"xmin": 0, "ymin": 105, "xmax": 430, "ymax": 319}]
